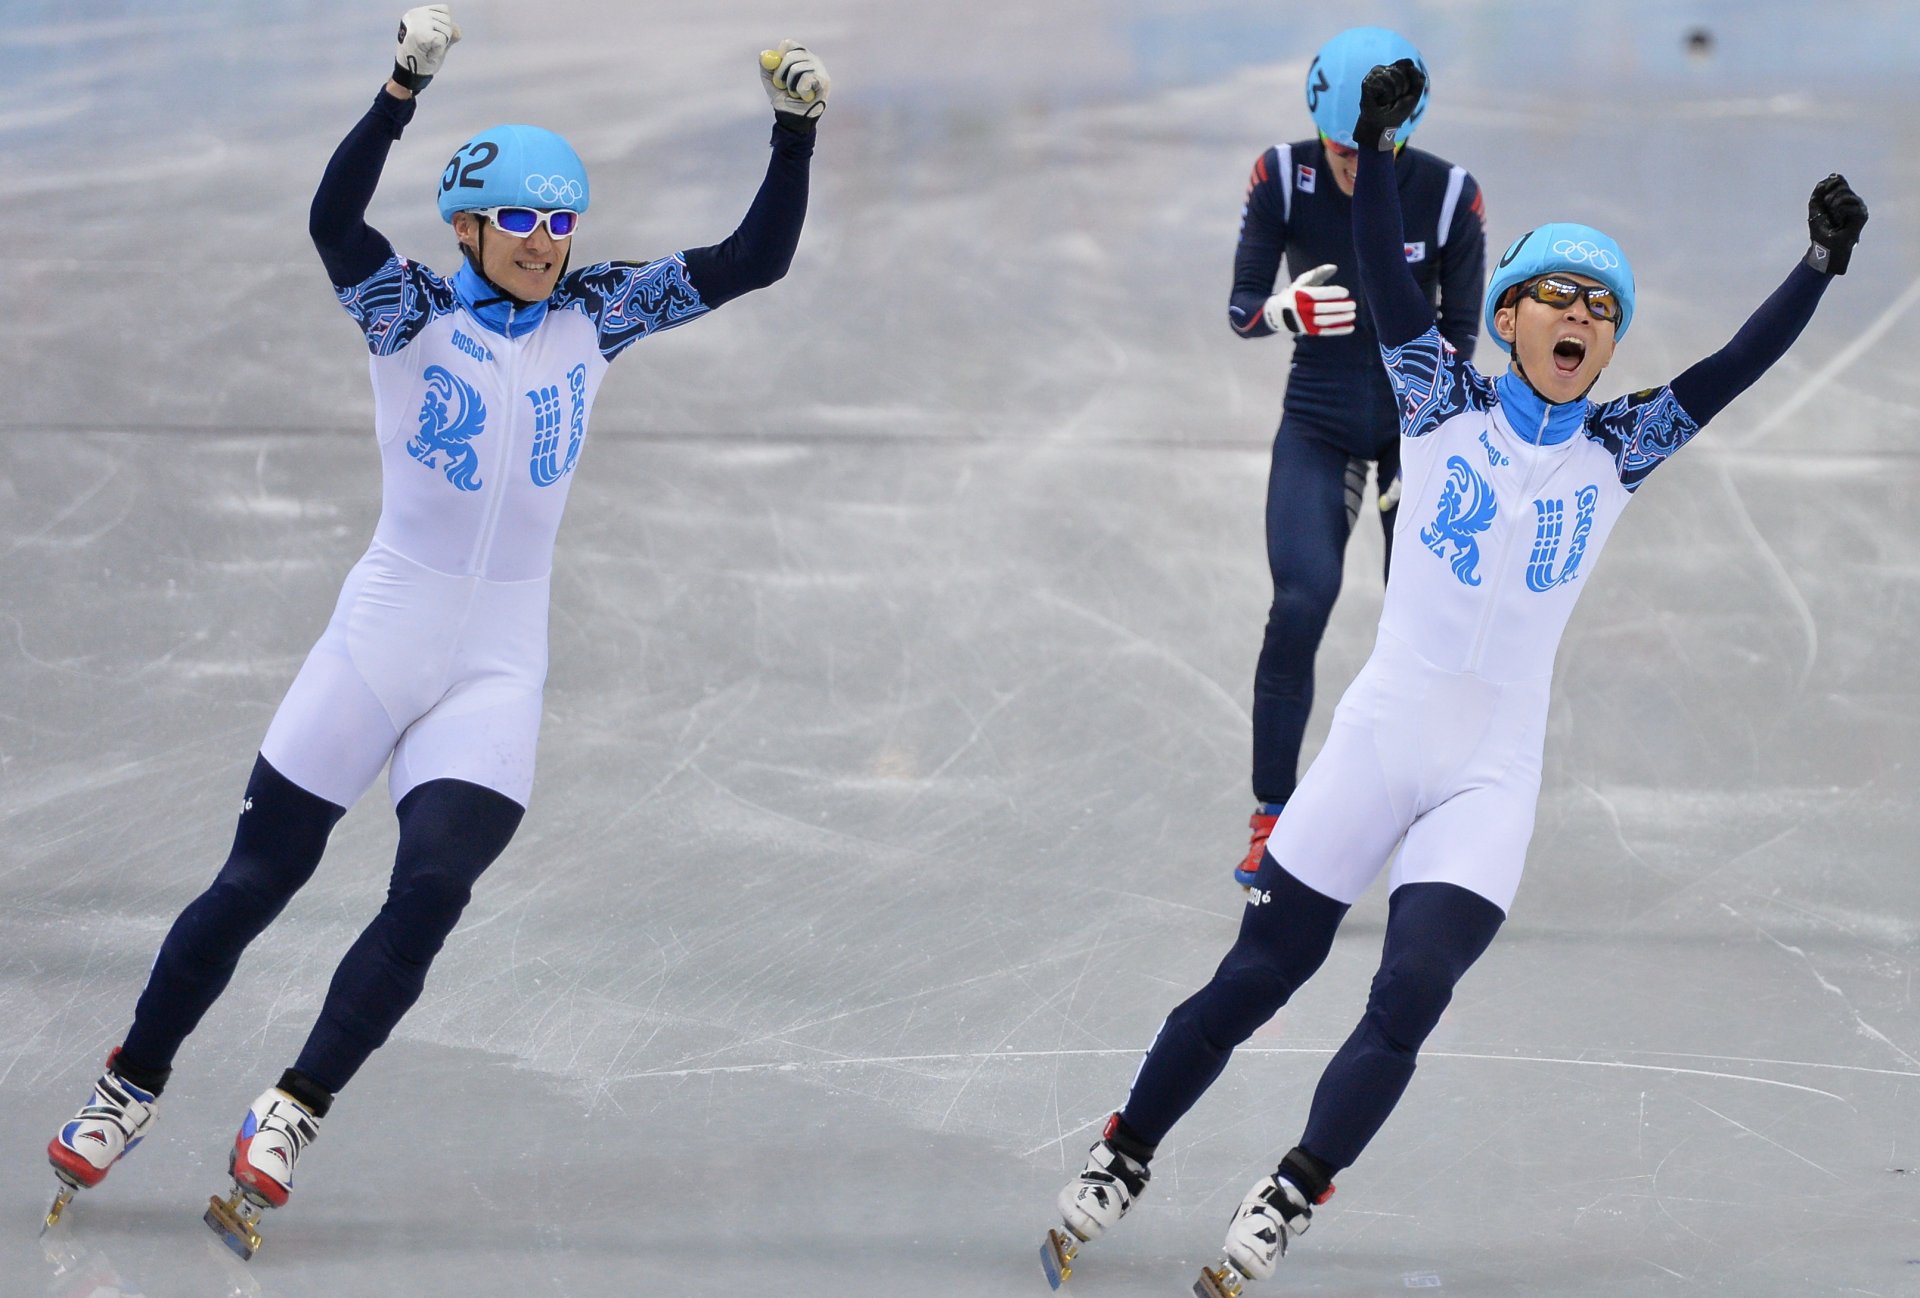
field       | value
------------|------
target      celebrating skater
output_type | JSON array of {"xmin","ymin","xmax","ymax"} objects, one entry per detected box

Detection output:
[
  {"xmin": 1227, "ymin": 27, "xmax": 1485, "ymax": 888},
  {"xmin": 1046, "ymin": 58, "xmax": 1867, "ymax": 1295},
  {"xmin": 46, "ymin": 5, "xmax": 830, "ymax": 1257}
]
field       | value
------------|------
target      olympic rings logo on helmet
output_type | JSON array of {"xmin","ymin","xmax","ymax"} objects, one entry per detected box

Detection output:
[
  {"xmin": 1549, "ymin": 239, "xmax": 1621, "ymax": 272},
  {"xmin": 525, "ymin": 174, "xmax": 584, "ymax": 207}
]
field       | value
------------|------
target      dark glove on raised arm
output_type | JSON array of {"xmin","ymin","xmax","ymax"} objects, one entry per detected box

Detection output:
[
  {"xmin": 1353, "ymin": 59, "xmax": 1426, "ymax": 152},
  {"xmin": 1805, "ymin": 173, "xmax": 1868, "ymax": 275}
]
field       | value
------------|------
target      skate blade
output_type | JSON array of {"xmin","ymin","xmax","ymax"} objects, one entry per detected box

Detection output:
[
  {"xmin": 205, "ymin": 1190, "xmax": 267, "ymax": 1261},
  {"xmin": 1193, "ymin": 1261, "xmax": 1246, "ymax": 1298},
  {"xmin": 42, "ymin": 1183, "xmax": 78, "ymax": 1234},
  {"xmin": 1039, "ymin": 1227, "xmax": 1079, "ymax": 1288}
]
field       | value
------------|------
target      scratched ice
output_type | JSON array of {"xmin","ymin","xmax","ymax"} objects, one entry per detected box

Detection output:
[{"xmin": 3, "ymin": 2, "xmax": 1916, "ymax": 1296}]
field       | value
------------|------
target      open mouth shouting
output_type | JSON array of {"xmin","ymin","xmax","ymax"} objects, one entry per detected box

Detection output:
[{"xmin": 1552, "ymin": 334, "xmax": 1588, "ymax": 376}]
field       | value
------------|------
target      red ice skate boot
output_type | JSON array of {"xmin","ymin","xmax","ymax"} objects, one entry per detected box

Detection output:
[
  {"xmin": 45, "ymin": 1049, "xmax": 162, "ymax": 1227},
  {"xmin": 205, "ymin": 1084, "xmax": 325, "ymax": 1260},
  {"xmin": 1232, "ymin": 803, "xmax": 1285, "ymax": 888}
]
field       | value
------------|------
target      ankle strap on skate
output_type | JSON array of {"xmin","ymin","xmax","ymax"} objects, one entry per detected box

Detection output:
[
  {"xmin": 1277, "ymin": 1147, "xmax": 1335, "ymax": 1209},
  {"xmin": 1102, "ymin": 1112, "xmax": 1158, "ymax": 1168}
]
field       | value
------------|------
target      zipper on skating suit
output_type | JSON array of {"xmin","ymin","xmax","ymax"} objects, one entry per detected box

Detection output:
[
  {"xmin": 1465, "ymin": 401, "xmax": 1551, "ymax": 673},
  {"xmin": 467, "ymin": 302, "xmax": 518, "ymax": 577}
]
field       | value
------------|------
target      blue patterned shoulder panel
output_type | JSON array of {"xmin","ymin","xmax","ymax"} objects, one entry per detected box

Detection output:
[
  {"xmin": 1381, "ymin": 327, "xmax": 1497, "ymax": 439},
  {"xmin": 1584, "ymin": 386, "xmax": 1702, "ymax": 492},
  {"xmin": 336, "ymin": 255, "xmax": 459, "ymax": 357},
  {"xmin": 552, "ymin": 256, "xmax": 710, "ymax": 361}
]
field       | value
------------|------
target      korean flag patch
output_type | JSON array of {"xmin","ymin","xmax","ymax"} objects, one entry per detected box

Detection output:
[{"xmin": 1403, "ymin": 241, "xmax": 1428, "ymax": 263}]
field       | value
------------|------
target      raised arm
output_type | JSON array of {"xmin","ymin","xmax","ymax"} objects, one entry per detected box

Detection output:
[
  {"xmin": 1348, "ymin": 61, "xmax": 1440, "ymax": 350},
  {"xmin": 681, "ymin": 41, "xmax": 829, "ymax": 309},
  {"xmin": 1668, "ymin": 175, "xmax": 1867, "ymax": 426},
  {"xmin": 308, "ymin": 7, "xmax": 460, "ymax": 288}
]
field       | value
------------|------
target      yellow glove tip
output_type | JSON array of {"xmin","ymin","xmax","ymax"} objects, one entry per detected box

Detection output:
[{"xmin": 760, "ymin": 50, "xmax": 782, "ymax": 71}]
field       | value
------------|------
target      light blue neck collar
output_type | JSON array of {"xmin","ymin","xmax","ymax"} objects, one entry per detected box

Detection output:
[
  {"xmin": 454, "ymin": 261, "xmax": 547, "ymax": 338},
  {"xmin": 1495, "ymin": 369, "xmax": 1587, "ymax": 446}
]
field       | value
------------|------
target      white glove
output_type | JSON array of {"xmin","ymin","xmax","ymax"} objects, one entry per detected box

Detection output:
[
  {"xmin": 393, "ymin": 5, "xmax": 461, "ymax": 93},
  {"xmin": 760, "ymin": 40, "xmax": 831, "ymax": 120},
  {"xmin": 1262, "ymin": 263, "xmax": 1356, "ymax": 337}
]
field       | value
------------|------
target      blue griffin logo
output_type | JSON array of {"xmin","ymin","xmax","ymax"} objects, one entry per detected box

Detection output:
[
  {"xmin": 410, "ymin": 365, "xmax": 488, "ymax": 491},
  {"xmin": 1420, "ymin": 455, "xmax": 1498, "ymax": 586},
  {"xmin": 1525, "ymin": 485, "xmax": 1599, "ymax": 592},
  {"xmin": 528, "ymin": 364, "xmax": 588, "ymax": 487}
]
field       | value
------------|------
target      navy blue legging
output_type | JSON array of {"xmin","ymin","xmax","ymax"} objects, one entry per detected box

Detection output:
[
  {"xmin": 1252, "ymin": 391, "xmax": 1399, "ymax": 805},
  {"xmin": 120, "ymin": 755, "xmax": 522, "ymax": 1095},
  {"xmin": 1120, "ymin": 861, "xmax": 1503, "ymax": 1173}
]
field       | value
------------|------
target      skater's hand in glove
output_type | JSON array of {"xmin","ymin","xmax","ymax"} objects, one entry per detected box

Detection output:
[
  {"xmin": 1805, "ymin": 173, "xmax": 1868, "ymax": 275},
  {"xmin": 1264, "ymin": 264, "xmax": 1357, "ymax": 337},
  {"xmin": 761, "ymin": 40, "xmax": 830, "ymax": 124},
  {"xmin": 391, "ymin": 5, "xmax": 461, "ymax": 95},
  {"xmin": 1353, "ymin": 58, "xmax": 1426, "ymax": 151}
]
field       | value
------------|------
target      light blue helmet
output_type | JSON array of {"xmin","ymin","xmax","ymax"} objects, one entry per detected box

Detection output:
[
  {"xmin": 437, "ymin": 125, "xmax": 590, "ymax": 223},
  {"xmin": 1483, "ymin": 223, "xmax": 1636, "ymax": 351},
  {"xmin": 1307, "ymin": 27, "xmax": 1430, "ymax": 148}
]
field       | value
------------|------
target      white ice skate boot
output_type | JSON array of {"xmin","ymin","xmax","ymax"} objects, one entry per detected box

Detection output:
[
  {"xmin": 205, "ymin": 1086, "xmax": 324, "ymax": 1260},
  {"xmin": 1195, "ymin": 1152, "xmax": 1333, "ymax": 1298},
  {"xmin": 1042, "ymin": 1115, "xmax": 1154, "ymax": 1287},
  {"xmin": 45, "ymin": 1050, "xmax": 162, "ymax": 1227}
]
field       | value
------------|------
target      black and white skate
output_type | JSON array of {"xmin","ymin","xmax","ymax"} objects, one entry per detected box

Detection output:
[
  {"xmin": 204, "ymin": 1185, "xmax": 270, "ymax": 1261},
  {"xmin": 1039, "ymin": 1226, "xmax": 1080, "ymax": 1288}
]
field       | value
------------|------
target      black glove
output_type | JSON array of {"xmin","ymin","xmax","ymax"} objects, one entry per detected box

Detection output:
[
  {"xmin": 1805, "ymin": 173, "xmax": 1868, "ymax": 275},
  {"xmin": 1353, "ymin": 59, "xmax": 1426, "ymax": 152}
]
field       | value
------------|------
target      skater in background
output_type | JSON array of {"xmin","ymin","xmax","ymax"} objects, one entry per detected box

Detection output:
[
  {"xmin": 47, "ymin": 4, "xmax": 830, "ymax": 1252},
  {"xmin": 1228, "ymin": 27, "xmax": 1486, "ymax": 888},
  {"xmin": 1050, "ymin": 59, "xmax": 1867, "ymax": 1294}
]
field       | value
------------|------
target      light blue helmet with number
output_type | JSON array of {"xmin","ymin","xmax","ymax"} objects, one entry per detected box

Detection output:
[
  {"xmin": 1483, "ymin": 223, "xmax": 1636, "ymax": 351},
  {"xmin": 1307, "ymin": 27, "xmax": 1429, "ymax": 149},
  {"xmin": 437, "ymin": 124, "xmax": 590, "ymax": 222}
]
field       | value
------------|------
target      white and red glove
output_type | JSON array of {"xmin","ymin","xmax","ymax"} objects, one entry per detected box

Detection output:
[{"xmin": 1262, "ymin": 264, "xmax": 1356, "ymax": 337}]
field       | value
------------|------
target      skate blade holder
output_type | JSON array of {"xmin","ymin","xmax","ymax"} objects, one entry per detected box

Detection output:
[
  {"xmin": 1039, "ymin": 1227, "xmax": 1079, "ymax": 1288},
  {"xmin": 43, "ymin": 1176, "xmax": 82, "ymax": 1233},
  {"xmin": 205, "ymin": 1188, "xmax": 269, "ymax": 1261},
  {"xmin": 1193, "ymin": 1260, "xmax": 1247, "ymax": 1298}
]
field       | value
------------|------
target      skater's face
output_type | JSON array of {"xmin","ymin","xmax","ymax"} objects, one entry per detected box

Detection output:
[
  {"xmin": 1495, "ymin": 272, "xmax": 1618, "ymax": 404},
  {"xmin": 1320, "ymin": 136, "xmax": 1360, "ymax": 195},
  {"xmin": 453, "ymin": 210, "xmax": 571, "ymax": 301}
]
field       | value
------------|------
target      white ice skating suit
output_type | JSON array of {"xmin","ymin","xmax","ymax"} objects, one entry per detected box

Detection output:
[
  {"xmin": 1265, "ymin": 329, "xmax": 1701, "ymax": 913},
  {"xmin": 259, "ymin": 257, "xmax": 710, "ymax": 810}
]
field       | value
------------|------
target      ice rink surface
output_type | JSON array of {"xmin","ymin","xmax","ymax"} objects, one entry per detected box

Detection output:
[{"xmin": 4, "ymin": 1, "xmax": 1918, "ymax": 1294}]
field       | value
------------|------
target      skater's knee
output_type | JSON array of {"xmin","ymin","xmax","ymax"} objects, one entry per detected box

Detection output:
[
  {"xmin": 1265, "ymin": 574, "xmax": 1340, "ymax": 639},
  {"xmin": 360, "ymin": 870, "xmax": 473, "ymax": 970},
  {"xmin": 1189, "ymin": 942, "xmax": 1304, "ymax": 1045},
  {"xmin": 1365, "ymin": 949, "xmax": 1463, "ymax": 1050},
  {"xmin": 394, "ymin": 779, "xmax": 524, "ymax": 879}
]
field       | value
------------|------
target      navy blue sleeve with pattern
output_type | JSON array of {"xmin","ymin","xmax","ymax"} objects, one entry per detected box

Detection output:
[
  {"xmin": 310, "ymin": 89, "xmax": 417, "ymax": 290},
  {"xmin": 1382, "ymin": 328, "xmax": 1497, "ymax": 439},
  {"xmin": 1583, "ymin": 388, "xmax": 1704, "ymax": 492},
  {"xmin": 336, "ymin": 256, "xmax": 460, "ymax": 356},
  {"xmin": 551, "ymin": 256, "xmax": 712, "ymax": 361},
  {"xmin": 1579, "ymin": 260, "xmax": 1829, "ymax": 490}
]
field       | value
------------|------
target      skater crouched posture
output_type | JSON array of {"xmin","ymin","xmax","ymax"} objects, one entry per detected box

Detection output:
[
  {"xmin": 1049, "ymin": 61, "xmax": 1867, "ymax": 1294},
  {"xmin": 47, "ymin": 5, "xmax": 830, "ymax": 1252}
]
